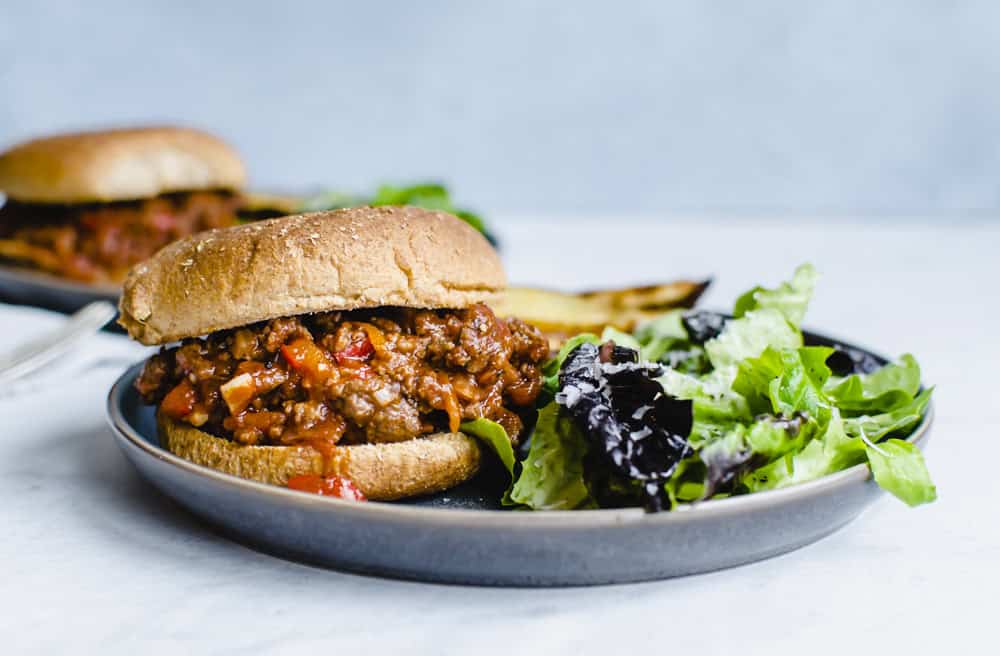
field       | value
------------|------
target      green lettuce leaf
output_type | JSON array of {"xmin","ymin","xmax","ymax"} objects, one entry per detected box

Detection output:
[
  {"xmin": 697, "ymin": 415, "xmax": 820, "ymax": 497},
  {"xmin": 460, "ymin": 418, "xmax": 515, "ymax": 477},
  {"xmin": 769, "ymin": 346, "xmax": 833, "ymax": 417},
  {"xmin": 541, "ymin": 333, "xmax": 600, "ymax": 394},
  {"xmin": 657, "ymin": 367, "xmax": 751, "ymax": 447},
  {"xmin": 633, "ymin": 310, "xmax": 685, "ymax": 359},
  {"xmin": 731, "ymin": 346, "xmax": 786, "ymax": 415},
  {"xmin": 370, "ymin": 183, "xmax": 487, "ymax": 233},
  {"xmin": 600, "ymin": 326, "xmax": 642, "ymax": 352},
  {"xmin": 843, "ymin": 388, "xmax": 933, "ymax": 440},
  {"xmin": 744, "ymin": 415, "xmax": 819, "ymax": 462},
  {"xmin": 742, "ymin": 405, "xmax": 934, "ymax": 507},
  {"xmin": 298, "ymin": 183, "xmax": 489, "ymax": 235},
  {"xmin": 371, "ymin": 183, "xmax": 452, "ymax": 208},
  {"xmin": 743, "ymin": 410, "xmax": 866, "ymax": 491},
  {"xmin": 689, "ymin": 392, "xmax": 752, "ymax": 447},
  {"xmin": 731, "ymin": 345, "xmax": 833, "ymax": 420},
  {"xmin": 632, "ymin": 310, "xmax": 710, "ymax": 371},
  {"xmin": 705, "ymin": 308, "xmax": 802, "ymax": 371},
  {"xmin": 827, "ymin": 354, "xmax": 922, "ymax": 415},
  {"xmin": 657, "ymin": 367, "xmax": 706, "ymax": 399},
  {"xmin": 694, "ymin": 430, "xmax": 749, "ymax": 497},
  {"xmin": 634, "ymin": 309, "xmax": 688, "ymax": 343},
  {"xmin": 664, "ymin": 455, "xmax": 709, "ymax": 505},
  {"xmin": 509, "ymin": 403, "xmax": 595, "ymax": 510},
  {"xmin": 733, "ymin": 263, "xmax": 818, "ymax": 327},
  {"xmin": 864, "ymin": 438, "xmax": 937, "ymax": 506}
]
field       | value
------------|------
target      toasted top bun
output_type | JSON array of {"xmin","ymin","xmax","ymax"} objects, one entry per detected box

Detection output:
[
  {"xmin": 0, "ymin": 126, "xmax": 246, "ymax": 203},
  {"xmin": 158, "ymin": 412, "xmax": 481, "ymax": 501},
  {"xmin": 119, "ymin": 206, "xmax": 506, "ymax": 345}
]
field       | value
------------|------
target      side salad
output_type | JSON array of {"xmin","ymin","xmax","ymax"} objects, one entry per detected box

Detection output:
[{"xmin": 466, "ymin": 264, "xmax": 936, "ymax": 512}]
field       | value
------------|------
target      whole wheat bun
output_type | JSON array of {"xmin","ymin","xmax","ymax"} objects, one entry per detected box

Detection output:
[
  {"xmin": 158, "ymin": 412, "xmax": 481, "ymax": 500},
  {"xmin": 118, "ymin": 206, "xmax": 505, "ymax": 345},
  {"xmin": 0, "ymin": 126, "xmax": 245, "ymax": 203}
]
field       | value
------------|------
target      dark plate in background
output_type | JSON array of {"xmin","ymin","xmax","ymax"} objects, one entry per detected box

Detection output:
[
  {"xmin": 0, "ymin": 263, "xmax": 119, "ymax": 314},
  {"xmin": 105, "ymin": 330, "xmax": 933, "ymax": 586}
]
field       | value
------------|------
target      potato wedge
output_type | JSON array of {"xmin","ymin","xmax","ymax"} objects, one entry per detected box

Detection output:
[
  {"xmin": 579, "ymin": 280, "xmax": 710, "ymax": 311},
  {"xmin": 496, "ymin": 280, "xmax": 709, "ymax": 345}
]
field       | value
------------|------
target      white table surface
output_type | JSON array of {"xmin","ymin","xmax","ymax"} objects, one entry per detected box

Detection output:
[{"xmin": 2, "ymin": 217, "xmax": 997, "ymax": 654}]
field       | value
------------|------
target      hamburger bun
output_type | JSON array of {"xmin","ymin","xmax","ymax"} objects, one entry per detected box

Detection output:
[
  {"xmin": 118, "ymin": 206, "xmax": 506, "ymax": 345},
  {"xmin": 0, "ymin": 126, "xmax": 246, "ymax": 203},
  {"xmin": 158, "ymin": 411, "xmax": 482, "ymax": 501}
]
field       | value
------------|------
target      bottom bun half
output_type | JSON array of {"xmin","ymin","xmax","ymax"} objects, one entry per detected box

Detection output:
[{"xmin": 157, "ymin": 411, "xmax": 481, "ymax": 501}]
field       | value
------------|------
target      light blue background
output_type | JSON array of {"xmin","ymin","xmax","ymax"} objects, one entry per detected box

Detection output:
[{"xmin": 2, "ymin": 1, "xmax": 998, "ymax": 215}]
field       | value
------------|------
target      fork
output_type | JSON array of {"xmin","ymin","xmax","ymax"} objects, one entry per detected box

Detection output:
[{"xmin": 0, "ymin": 301, "xmax": 118, "ymax": 386}]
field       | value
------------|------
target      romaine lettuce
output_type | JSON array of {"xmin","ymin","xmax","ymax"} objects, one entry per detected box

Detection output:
[
  {"xmin": 460, "ymin": 418, "xmax": 516, "ymax": 477},
  {"xmin": 509, "ymin": 403, "xmax": 595, "ymax": 510}
]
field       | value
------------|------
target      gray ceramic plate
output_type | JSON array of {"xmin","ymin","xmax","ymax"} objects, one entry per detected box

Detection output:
[
  {"xmin": 0, "ymin": 263, "xmax": 119, "ymax": 314},
  {"xmin": 106, "ymin": 332, "xmax": 932, "ymax": 586}
]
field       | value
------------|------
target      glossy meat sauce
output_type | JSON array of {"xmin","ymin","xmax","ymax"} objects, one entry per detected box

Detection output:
[{"xmin": 137, "ymin": 305, "xmax": 548, "ymax": 453}]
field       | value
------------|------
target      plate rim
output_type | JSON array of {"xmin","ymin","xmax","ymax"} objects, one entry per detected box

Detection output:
[
  {"xmin": 0, "ymin": 262, "xmax": 120, "ymax": 298},
  {"xmin": 106, "ymin": 358, "xmax": 933, "ymax": 529}
]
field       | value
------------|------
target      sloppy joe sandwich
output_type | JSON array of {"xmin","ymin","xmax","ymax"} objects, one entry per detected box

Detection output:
[
  {"xmin": 0, "ymin": 126, "xmax": 247, "ymax": 282},
  {"xmin": 121, "ymin": 206, "xmax": 548, "ymax": 501}
]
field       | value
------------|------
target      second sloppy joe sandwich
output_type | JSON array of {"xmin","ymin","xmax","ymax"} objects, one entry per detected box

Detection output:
[
  {"xmin": 119, "ymin": 206, "xmax": 548, "ymax": 501},
  {"xmin": 0, "ymin": 126, "xmax": 248, "ymax": 283}
]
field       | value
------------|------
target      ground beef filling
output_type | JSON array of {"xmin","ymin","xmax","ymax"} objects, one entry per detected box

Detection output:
[
  {"xmin": 0, "ymin": 190, "xmax": 243, "ymax": 282},
  {"xmin": 136, "ymin": 305, "xmax": 548, "ymax": 450}
]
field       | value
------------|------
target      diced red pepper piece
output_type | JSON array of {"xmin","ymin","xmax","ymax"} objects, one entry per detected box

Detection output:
[
  {"xmin": 161, "ymin": 379, "xmax": 197, "ymax": 419},
  {"xmin": 287, "ymin": 475, "xmax": 367, "ymax": 501},
  {"xmin": 333, "ymin": 337, "xmax": 374, "ymax": 366}
]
